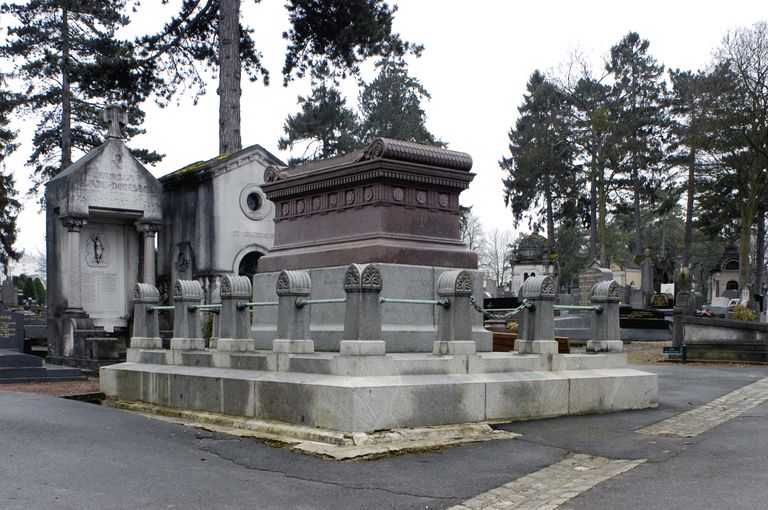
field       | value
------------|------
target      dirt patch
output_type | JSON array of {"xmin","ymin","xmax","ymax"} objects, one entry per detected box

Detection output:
[{"xmin": 0, "ymin": 378, "xmax": 100, "ymax": 397}]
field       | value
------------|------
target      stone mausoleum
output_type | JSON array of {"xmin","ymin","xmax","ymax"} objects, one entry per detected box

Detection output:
[{"xmin": 46, "ymin": 107, "xmax": 285, "ymax": 368}]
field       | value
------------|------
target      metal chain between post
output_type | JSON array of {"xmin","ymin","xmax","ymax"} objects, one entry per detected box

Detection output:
[{"xmin": 469, "ymin": 296, "xmax": 534, "ymax": 320}]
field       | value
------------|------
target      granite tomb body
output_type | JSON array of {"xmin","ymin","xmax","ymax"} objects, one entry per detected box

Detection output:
[{"xmin": 253, "ymin": 138, "xmax": 489, "ymax": 352}]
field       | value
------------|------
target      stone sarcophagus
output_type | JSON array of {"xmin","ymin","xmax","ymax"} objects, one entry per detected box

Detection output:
[{"xmin": 258, "ymin": 137, "xmax": 477, "ymax": 272}]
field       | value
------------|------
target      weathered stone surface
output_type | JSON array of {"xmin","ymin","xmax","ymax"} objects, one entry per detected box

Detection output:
[
  {"xmin": 101, "ymin": 360, "xmax": 658, "ymax": 433},
  {"xmin": 252, "ymin": 264, "xmax": 490, "ymax": 353}
]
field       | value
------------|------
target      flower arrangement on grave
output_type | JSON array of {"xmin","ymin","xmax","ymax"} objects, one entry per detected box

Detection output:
[
  {"xmin": 506, "ymin": 320, "xmax": 519, "ymax": 332},
  {"xmin": 732, "ymin": 304, "xmax": 757, "ymax": 322}
]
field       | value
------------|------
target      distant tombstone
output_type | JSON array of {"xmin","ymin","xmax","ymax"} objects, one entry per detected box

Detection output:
[
  {"xmin": 577, "ymin": 267, "xmax": 613, "ymax": 306},
  {"xmin": 0, "ymin": 310, "xmax": 24, "ymax": 351},
  {"xmin": 1, "ymin": 278, "xmax": 17, "ymax": 307}
]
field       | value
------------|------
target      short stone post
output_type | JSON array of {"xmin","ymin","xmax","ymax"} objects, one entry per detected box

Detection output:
[
  {"xmin": 341, "ymin": 264, "xmax": 385, "ymax": 356},
  {"xmin": 587, "ymin": 280, "xmax": 623, "ymax": 353},
  {"xmin": 170, "ymin": 279, "xmax": 205, "ymax": 350},
  {"xmin": 218, "ymin": 275, "xmax": 254, "ymax": 352},
  {"xmin": 209, "ymin": 284, "xmax": 221, "ymax": 349},
  {"xmin": 272, "ymin": 270, "xmax": 314, "ymax": 353},
  {"xmin": 514, "ymin": 275, "xmax": 557, "ymax": 354},
  {"xmin": 130, "ymin": 283, "xmax": 162, "ymax": 349},
  {"xmin": 433, "ymin": 269, "xmax": 476, "ymax": 356}
]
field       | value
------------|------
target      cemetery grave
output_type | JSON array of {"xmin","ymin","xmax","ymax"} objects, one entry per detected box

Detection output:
[{"xmin": 98, "ymin": 137, "xmax": 658, "ymax": 441}]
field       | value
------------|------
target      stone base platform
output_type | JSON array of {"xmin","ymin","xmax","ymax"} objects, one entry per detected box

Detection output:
[
  {"xmin": 0, "ymin": 350, "xmax": 85, "ymax": 383},
  {"xmin": 101, "ymin": 349, "xmax": 658, "ymax": 433}
]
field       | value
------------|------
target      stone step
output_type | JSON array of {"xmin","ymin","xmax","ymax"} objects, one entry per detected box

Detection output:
[
  {"xmin": 0, "ymin": 351, "xmax": 43, "ymax": 368},
  {"xmin": 0, "ymin": 366, "xmax": 49, "ymax": 379}
]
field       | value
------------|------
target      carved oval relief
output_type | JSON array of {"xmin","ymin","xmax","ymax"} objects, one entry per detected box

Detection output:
[
  {"xmin": 439, "ymin": 193, "xmax": 449, "ymax": 208},
  {"xmin": 364, "ymin": 187, "xmax": 374, "ymax": 202},
  {"xmin": 393, "ymin": 188, "xmax": 404, "ymax": 201},
  {"xmin": 329, "ymin": 193, "xmax": 338, "ymax": 208},
  {"xmin": 296, "ymin": 200, "xmax": 305, "ymax": 214},
  {"xmin": 345, "ymin": 190, "xmax": 355, "ymax": 205},
  {"xmin": 416, "ymin": 190, "xmax": 427, "ymax": 205},
  {"xmin": 281, "ymin": 203, "xmax": 290, "ymax": 216},
  {"xmin": 312, "ymin": 197, "xmax": 321, "ymax": 211}
]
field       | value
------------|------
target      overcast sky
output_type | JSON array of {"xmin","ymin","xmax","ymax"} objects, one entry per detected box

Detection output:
[{"xmin": 5, "ymin": 0, "xmax": 767, "ymax": 256}]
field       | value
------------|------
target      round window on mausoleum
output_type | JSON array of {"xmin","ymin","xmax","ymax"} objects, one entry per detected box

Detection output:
[
  {"xmin": 246, "ymin": 192, "xmax": 261, "ymax": 212},
  {"xmin": 239, "ymin": 184, "xmax": 272, "ymax": 220}
]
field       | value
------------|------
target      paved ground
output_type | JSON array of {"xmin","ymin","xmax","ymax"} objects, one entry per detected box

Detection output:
[{"xmin": 1, "ymin": 361, "xmax": 767, "ymax": 509}]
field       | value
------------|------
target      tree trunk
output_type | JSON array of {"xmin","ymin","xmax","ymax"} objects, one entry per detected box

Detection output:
[
  {"xmin": 682, "ymin": 148, "xmax": 695, "ymax": 268},
  {"xmin": 218, "ymin": 0, "xmax": 242, "ymax": 154},
  {"xmin": 631, "ymin": 164, "xmax": 642, "ymax": 255},
  {"xmin": 589, "ymin": 155, "xmax": 598, "ymax": 259},
  {"xmin": 755, "ymin": 207, "xmax": 765, "ymax": 296},
  {"xmin": 598, "ymin": 162, "xmax": 608, "ymax": 265},
  {"xmin": 60, "ymin": 4, "xmax": 72, "ymax": 170},
  {"xmin": 544, "ymin": 172, "xmax": 555, "ymax": 252}
]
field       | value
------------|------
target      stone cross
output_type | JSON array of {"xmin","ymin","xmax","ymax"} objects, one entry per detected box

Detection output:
[{"xmin": 100, "ymin": 105, "xmax": 128, "ymax": 139}]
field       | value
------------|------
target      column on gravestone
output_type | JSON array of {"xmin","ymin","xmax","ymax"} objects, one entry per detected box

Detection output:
[
  {"xmin": 61, "ymin": 217, "xmax": 88, "ymax": 311},
  {"xmin": 130, "ymin": 283, "xmax": 162, "ymax": 349},
  {"xmin": 433, "ymin": 269, "xmax": 476, "ymax": 356},
  {"xmin": 136, "ymin": 223, "xmax": 159, "ymax": 285},
  {"xmin": 340, "ymin": 264, "xmax": 385, "ymax": 356},
  {"xmin": 272, "ymin": 270, "xmax": 314, "ymax": 354},
  {"xmin": 514, "ymin": 275, "xmax": 557, "ymax": 354},
  {"xmin": 217, "ymin": 275, "xmax": 254, "ymax": 352},
  {"xmin": 170, "ymin": 279, "xmax": 205, "ymax": 350},
  {"xmin": 587, "ymin": 280, "xmax": 623, "ymax": 353}
]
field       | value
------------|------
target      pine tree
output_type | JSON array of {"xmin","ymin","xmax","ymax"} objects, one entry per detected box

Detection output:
[
  {"xmin": 1, "ymin": 0, "xmax": 161, "ymax": 200},
  {"xmin": 357, "ymin": 58, "xmax": 441, "ymax": 146},
  {"xmin": 139, "ymin": 0, "xmax": 402, "ymax": 155},
  {"xmin": 0, "ymin": 75, "xmax": 21, "ymax": 270},
  {"xmin": 501, "ymin": 71, "xmax": 576, "ymax": 251},
  {"xmin": 605, "ymin": 32, "xmax": 669, "ymax": 256},
  {"xmin": 277, "ymin": 74, "xmax": 359, "ymax": 163}
]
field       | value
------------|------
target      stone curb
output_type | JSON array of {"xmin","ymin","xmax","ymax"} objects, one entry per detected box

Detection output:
[{"xmin": 106, "ymin": 399, "xmax": 519, "ymax": 460}]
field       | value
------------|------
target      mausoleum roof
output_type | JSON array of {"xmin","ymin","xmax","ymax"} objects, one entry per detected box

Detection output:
[
  {"xmin": 160, "ymin": 143, "xmax": 285, "ymax": 185},
  {"xmin": 46, "ymin": 133, "xmax": 163, "ymax": 222}
]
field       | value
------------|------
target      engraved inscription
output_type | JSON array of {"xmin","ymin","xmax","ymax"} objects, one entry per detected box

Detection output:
[{"xmin": 232, "ymin": 230, "xmax": 274, "ymax": 239}]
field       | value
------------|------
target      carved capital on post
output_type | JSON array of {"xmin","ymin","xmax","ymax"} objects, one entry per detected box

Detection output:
[
  {"xmin": 61, "ymin": 216, "xmax": 88, "ymax": 232},
  {"xmin": 344, "ymin": 264, "xmax": 362, "ymax": 291},
  {"xmin": 437, "ymin": 269, "xmax": 473, "ymax": 297},
  {"xmin": 275, "ymin": 270, "xmax": 311, "ymax": 296},
  {"xmin": 360, "ymin": 264, "xmax": 382, "ymax": 291},
  {"xmin": 521, "ymin": 275, "xmax": 556, "ymax": 300},
  {"xmin": 134, "ymin": 282, "xmax": 160, "ymax": 304},
  {"xmin": 220, "ymin": 274, "xmax": 251, "ymax": 299},
  {"xmin": 173, "ymin": 279, "xmax": 203, "ymax": 302},
  {"xmin": 591, "ymin": 280, "xmax": 621, "ymax": 303},
  {"xmin": 136, "ymin": 222, "xmax": 160, "ymax": 236}
]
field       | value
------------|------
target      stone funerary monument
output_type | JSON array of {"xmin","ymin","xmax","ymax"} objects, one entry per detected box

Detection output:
[
  {"xmin": 46, "ymin": 107, "xmax": 283, "ymax": 368},
  {"xmin": 101, "ymin": 137, "xmax": 658, "ymax": 436}
]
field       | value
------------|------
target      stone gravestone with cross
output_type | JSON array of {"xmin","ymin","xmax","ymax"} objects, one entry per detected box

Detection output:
[{"xmin": 45, "ymin": 105, "xmax": 164, "ymax": 368}]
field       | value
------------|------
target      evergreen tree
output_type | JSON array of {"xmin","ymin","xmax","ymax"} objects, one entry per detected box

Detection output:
[
  {"xmin": 140, "ymin": 0, "xmax": 403, "ymax": 154},
  {"xmin": 0, "ymin": 75, "xmax": 21, "ymax": 269},
  {"xmin": 605, "ymin": 32, "xmax": 669, "ymax": 256},
  {"xmin": 1, "ymin": 0, "xmax": 161, "ymax": 200},
  {"xmin": 357, "ymin": 58, "xmax": 441, "ymax": 146},
  {"xmin": 277, "ymin": 75, "xmax": 359, "ymax": 163},
  {"xmin": 501, "ymin": 71, "xmax": 576, "ymax": 251}
]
